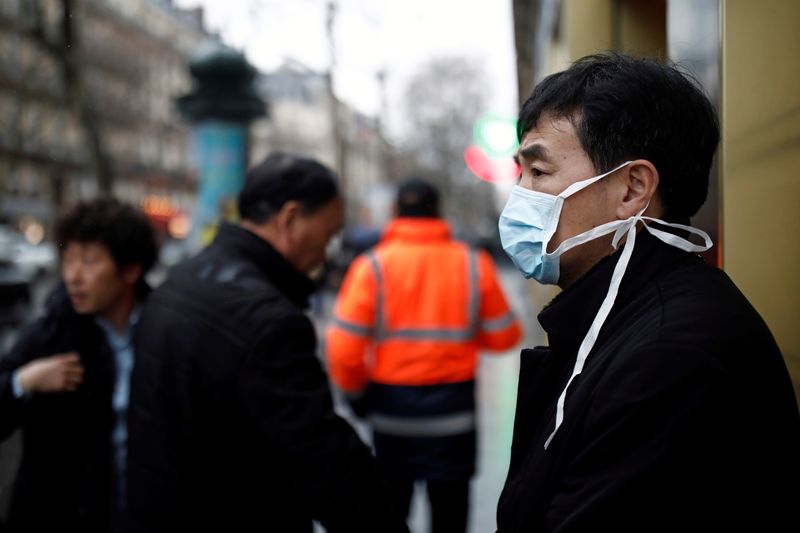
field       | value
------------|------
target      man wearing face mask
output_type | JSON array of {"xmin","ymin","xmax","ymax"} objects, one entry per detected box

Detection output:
[
  {"xmin": 127, "ymin": 153, "xmax": 409, "ymax": 533},
  {"xmin": 496, "ymin": 53, "xmax": 800, "ymax": 532}
]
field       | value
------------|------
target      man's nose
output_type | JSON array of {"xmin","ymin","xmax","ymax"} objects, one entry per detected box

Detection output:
[{"xmin": 62, "ymin": 262, "xmax": 82, "ymax": 284}]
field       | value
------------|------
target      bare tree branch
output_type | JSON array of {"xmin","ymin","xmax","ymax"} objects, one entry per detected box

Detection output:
[
  {"xmin": 401, "ymin": 56, "xmax": 496, "ymax": 234},
  {"xmin": 23, "ymin": 0, "xmax": 113, "ymax": 194}
]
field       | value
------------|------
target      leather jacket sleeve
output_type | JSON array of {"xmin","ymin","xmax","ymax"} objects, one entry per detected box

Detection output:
[
  {"xmin": 0, "ymin": 319, "xmax": 48, "ymax": 440},
  {"xmin": 239, "ymin": 313, "xmax": 408, "ymax": 533}
]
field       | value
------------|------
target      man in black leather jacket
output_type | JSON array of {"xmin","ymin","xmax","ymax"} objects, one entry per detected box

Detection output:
[
  {"xmin": 127, "ymin": 153, "xmax": 408, "ymax": 533},
  {"xmin": 496, "ymin": 53, "xmax": 800, "ymax": 532}
]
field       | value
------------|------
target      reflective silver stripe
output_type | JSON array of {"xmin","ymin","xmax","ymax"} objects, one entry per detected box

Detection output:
[
  {"xmin": 332, "ymin": 317, "xmax": 373, "ymax": 337},
  {"xmin": 368, "ymin": 411, "xmax": 476, "ymax": 437},
  {"xmin": 467, "ymin": 249, "xmax": 479, "ymax": 335},
  {"xmin": 366, "ymin": 251, "xmax": 384, "ymax": 340},
  {"xmin": 481, "ymin": 311, "xmax": 516, "ymax": 332},
  {"xmin": 384, "ymin": 328, "xmax": 473, "ymax": 341},
  {"xmin": 369, "ymin": 248, "xmax": 481, "ymax": 343}
]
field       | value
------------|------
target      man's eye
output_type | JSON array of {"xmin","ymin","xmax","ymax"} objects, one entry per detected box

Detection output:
[{"xmin": 531, "ymin": 167, "xmax": 546, "ymax": 177}]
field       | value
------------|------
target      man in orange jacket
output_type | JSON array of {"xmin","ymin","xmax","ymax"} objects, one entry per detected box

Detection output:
[{"xmin": 326, "ymin": 178, "xmax": 522, "ymax": 533}]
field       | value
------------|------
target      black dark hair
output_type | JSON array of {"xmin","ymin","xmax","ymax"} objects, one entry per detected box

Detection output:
[
  {"xmin": 396, "ymin": 177, "xmax": 440, "ymax": 218},
  {"xmin": 518, "ymin": 53, "xmax": 719, "ymax": 219},
  {"xmin": 55, "ymin": 196, "xmax": 158, "ymax": 276},
  {"xmin": 238, "ymin": 152, "xmax": 340, "ymax": 223}
]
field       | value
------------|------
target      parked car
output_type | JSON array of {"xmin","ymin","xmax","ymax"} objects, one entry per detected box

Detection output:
[
  {"xmin": 0, "ymin": 258, "xmax": 31, "ymax": 329},
  {"xmin": 0, "ymin": 225, "xmax": 57, "ymax": 282}
]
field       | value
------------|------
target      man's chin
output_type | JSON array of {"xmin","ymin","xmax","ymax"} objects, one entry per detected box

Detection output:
[{"xmin": 69, "ymin": 299, "xmax": 95, "ymax": 315}]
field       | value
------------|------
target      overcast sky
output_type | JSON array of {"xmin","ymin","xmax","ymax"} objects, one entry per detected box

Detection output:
[{"xmin": 174, "ymin": 0, "xmax": 518, "ymax": 139}]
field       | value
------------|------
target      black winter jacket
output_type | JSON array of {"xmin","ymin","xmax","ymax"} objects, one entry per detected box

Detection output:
[
  {"xmin": 127, "ymin": 224, "xmax": 408, "ymax": 533},
  {"xmin": 497, "ymin": 230, "xmax": 800, "ymax": 532},
  {"xmin": 0, "ymin": 285, "xmax": 121, "ymax": 533}
]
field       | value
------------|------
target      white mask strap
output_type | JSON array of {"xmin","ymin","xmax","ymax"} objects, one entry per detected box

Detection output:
[
  {"xmin": 546, "ymin": 209, "xmax": 713, "ymax": 261},
  {"xmin": 558, "ymin": 161, "xmax": 633, "ymax": 199},
  {"xmin": 640, "ymin": 217, "xmax": 712, "ymax": 253},
  {"xmin": 548, "ymin": 216, "xmax": 634, "ymax": 258},
  {"xmin": 544, "ymin": 215, "xmax": 640, "ymax": 449},
  {"xmin": 543, "ymin": 208, "xmax": 712, "ymax": 449}
]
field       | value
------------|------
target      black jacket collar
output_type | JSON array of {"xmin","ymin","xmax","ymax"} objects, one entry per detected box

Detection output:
[
  {"xmin": 539, "ymin": 228, "xmax": 700, "ymax": 353},
  {"xmin": 212, "ymin": 223, "xmax": 316, "ymax": 309}
]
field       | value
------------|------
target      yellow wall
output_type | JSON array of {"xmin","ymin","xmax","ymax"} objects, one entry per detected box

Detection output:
[
  {"xmin": 618, "ymin": 0, "xmax": 667, "ymax": 57},
  {"xmin": 563, "ymin": 0, "xmax": 614, "ymax": 59},
  {"xmin": 721, "ymin": 0, "xmax": 800, "ymax": 402},
  {"xmin": 562, "ymin": 0, "xmax": 665, "ymax": 59}
]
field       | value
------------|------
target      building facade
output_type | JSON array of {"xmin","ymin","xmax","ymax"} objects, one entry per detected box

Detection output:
[
  {"xmin": 253, "ymin": 59, "xmax": 390, "ymax": 225},
  {"xmin": 0, "ymin": 0, "xmax": 216, "ymax": 233}
]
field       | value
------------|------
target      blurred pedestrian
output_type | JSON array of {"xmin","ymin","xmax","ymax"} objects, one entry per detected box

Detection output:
[
  {"xmin": 326, "ymin": 178, "xmax": 522, "ymax": 533},
  {"xmin": 0, "ymin": 197, "xmax": 158, "ymax": 532},
  {"xmin": 127, "ymin": 153, "xmax": 408, "ymax": 533},
  {"xmin": 496, "ymin": 53, "xmax": 800, "ymax": 532}
]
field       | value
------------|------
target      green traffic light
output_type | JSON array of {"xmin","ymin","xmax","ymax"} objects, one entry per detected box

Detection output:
[{"xmin": 473, "ymin": 114, "xmax": 518, "ymax": 159}]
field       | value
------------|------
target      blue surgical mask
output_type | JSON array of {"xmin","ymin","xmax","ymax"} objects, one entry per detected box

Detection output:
[{"xmin": 498, "ymin": 162, "xmax": 631, "ymax": 284}]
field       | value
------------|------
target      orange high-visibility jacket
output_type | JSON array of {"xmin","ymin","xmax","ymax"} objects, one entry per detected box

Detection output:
[{"xmin": 326, "ymin": 218, "xmax": 522, "ymax": 393}]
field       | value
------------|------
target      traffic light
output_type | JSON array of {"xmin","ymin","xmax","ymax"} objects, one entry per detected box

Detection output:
[{"xmin": 474, "ymin": 114, "xmax": 518, "ymax": 158}]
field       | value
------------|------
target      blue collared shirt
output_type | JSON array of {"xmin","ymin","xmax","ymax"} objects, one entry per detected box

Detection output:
[{"xmin": 96, "ymin": 307, "xmax": 140, "ymax": 509}]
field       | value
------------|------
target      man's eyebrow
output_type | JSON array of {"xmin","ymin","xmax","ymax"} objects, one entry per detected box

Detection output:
[{"xmin": 515, "ymin": 143, "xmax": 552, "ymax": 165}]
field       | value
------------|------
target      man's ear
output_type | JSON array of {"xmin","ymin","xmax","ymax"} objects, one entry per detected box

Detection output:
[
  {"xmin": 275, "ymin": 200, "xmax": 301, "ymax": 231},
  {"xmin": 271, "ymin": 200, "xmax": 304, "ymax": 256},
  {"xmin": 616, "ymin": 160, "xmax": 661, "ymax": 219},
  {"xmin": 240, "ymin": 203, "xmax": 299, "ymax": 259}
]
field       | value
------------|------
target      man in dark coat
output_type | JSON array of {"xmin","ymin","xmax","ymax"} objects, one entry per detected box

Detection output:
[
  {"xmin": 0, "ymin": 198, "xmax": 158, "ymax": 532},
  {"xmin": 496, "ymin": 53, "xmax": 800, "ymax": 532},
  {"xmin": 127, "ymin": 153, "xmax": 408, "ymax": 533}
]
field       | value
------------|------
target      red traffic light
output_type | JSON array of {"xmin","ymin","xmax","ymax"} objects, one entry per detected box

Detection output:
[{"xmin": 464, "ymin": 145, "xmax": 519, "ymax": 183}]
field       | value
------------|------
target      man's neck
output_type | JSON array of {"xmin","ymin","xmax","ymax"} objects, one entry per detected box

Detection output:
[
  {"xmin": 241, "ymin": 219, "xmax": 282, "ymax": 251},
  {"xmin": 99, "ymin": 291, "xmax": 137, "ymax": 334}
]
